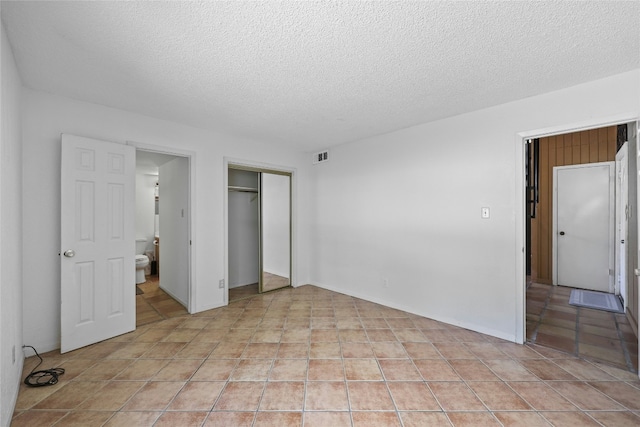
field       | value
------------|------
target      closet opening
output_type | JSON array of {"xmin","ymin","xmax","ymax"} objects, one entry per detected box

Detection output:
[{"xmin": 227, "ymin": 165, "xmax": 292, "ymax": 302}]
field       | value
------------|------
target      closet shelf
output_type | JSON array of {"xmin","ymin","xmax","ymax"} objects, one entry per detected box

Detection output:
[{"xmin": 228, "ymin": 185, "xmax": 258, "ymax": 193}]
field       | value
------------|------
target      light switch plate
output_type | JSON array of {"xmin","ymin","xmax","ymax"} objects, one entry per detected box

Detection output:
[{"xmin": 481, "ymin": 207, "xmax": 490, "ymax": 219}]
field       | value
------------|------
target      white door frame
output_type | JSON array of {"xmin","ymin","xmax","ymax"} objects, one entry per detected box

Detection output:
[
  {"xmin": 128, "ymin": 141, "xmax": 196, "ymax": 313},
  {"xmin": 551, "ymin": 162, "xmax": 615, "ymax": 292},
  {"xmin": 223, "ymin": 157, "xmax": 297, "ymax": 305},
  {"xmin": 515, "ymin": 113, "xmax": 638, "ymax": 345},
  {"xmin": 615, "ymin": 143, "xmax": 629, "ymax": 303}
]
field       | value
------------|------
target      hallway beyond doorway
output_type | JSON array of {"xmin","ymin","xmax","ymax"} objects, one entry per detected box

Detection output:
[
  {"xmin": 136, "ymin": 275, "xmax": 188, "ymax": 327},
  {"xmin": 527, "ymin": 281, "xmax": 638, "ymax": 373}
]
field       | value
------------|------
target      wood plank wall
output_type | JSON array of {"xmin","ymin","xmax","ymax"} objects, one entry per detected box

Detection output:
[{"xmin": 530, "ymin": 126, "xmax": 617, "ymax": 284}]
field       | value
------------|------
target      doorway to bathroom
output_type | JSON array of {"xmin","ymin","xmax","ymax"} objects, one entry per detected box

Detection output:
[
  {"xmin": 227, "ymin": 165, "xmax": 292, "ymax": 302},
  {"xmin": 135, "ymin": 149, "xmax": 192, "ymax": 325},
  {"xmin": 59, "ymin": 134, "xmax": 194, "ymax": 352}
]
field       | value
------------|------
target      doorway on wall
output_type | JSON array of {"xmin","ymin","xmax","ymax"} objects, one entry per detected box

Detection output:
[
  {"xmin": 135, "ymin": 149, "xmax": 192, "ymax": 325},
  {"xmin": 524, "ymin": 123, "xmax": 639, "ymax": 373},
  {"xmin": 59, "ymin": 136, "xmax": 193, "ymax": 352},
  {"xmin": 227, "ymin": 165, "xmax": 292, "ymax": 302}
]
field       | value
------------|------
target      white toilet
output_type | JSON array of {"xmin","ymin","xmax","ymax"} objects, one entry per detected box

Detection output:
[{"xmin": 135, "ymin": 239, "xmax": 150, "ymax": 284}]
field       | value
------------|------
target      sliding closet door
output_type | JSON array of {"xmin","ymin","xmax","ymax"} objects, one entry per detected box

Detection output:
[{"xmin": 260, "ymin": 172, "xmax": 291, "ymax": 292}]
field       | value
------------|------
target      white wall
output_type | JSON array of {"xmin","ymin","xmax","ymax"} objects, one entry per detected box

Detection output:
[
  {"xmin": 12, "ymin": 43, "xmax": 639, "ymax": 367},
  {"xmin": 21, "ymin": 89, "xmax": 312, "ymax": 352},
  {"xmin": 310, "ymin": 70, "xmax": 640, "ymax": 342},
  {"xmin": 0, "ymin": 18, "xmax": 23, "ymax": 427},
  {"xmin": 262, "ymin": 173, "xmax": 291, "ymax": 278},
  {"xmin": 158, "ymin": 157, "xmax": 189, "ymax": 305}
]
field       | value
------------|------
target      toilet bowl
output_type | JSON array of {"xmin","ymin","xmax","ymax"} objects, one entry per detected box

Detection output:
[
  {"xmin": 135, "ymin": 238, "xmax": 149, "ymax": 285},
  {"xmin": 135, "ymin": 254, "xmax": 149, "ymax": 284}
]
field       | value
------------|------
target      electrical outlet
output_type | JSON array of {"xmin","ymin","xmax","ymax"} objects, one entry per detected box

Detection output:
[
  {"xmin": 383, "ymin": 278, "xmax": 389, "ymax": 288},
  {"xmin": 12, "ymin": 345, "xmax": 15, "ymax": 364},
  {"xmin": 219, "ymin": 279, "xmax": 225, "ymax": 289}
]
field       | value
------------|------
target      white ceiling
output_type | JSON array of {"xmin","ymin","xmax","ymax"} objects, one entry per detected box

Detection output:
[
  {"xmin": 136, "ymin": 150, "xmax": 179, "ymax": 176},
  {"xmin": 2, "ymin": 1, "xmax": 639, "ymax": 152}
]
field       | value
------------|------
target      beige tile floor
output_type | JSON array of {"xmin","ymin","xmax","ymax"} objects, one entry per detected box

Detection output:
[
  {"xmin": 136, "ymin": 276, "xmax": 188, "ymax": 327},
  {"xmin": 229, "ymin": 273, "xmax": 291, "ymax": 303},
  {"xmin": 229, "ymin": 283, "xmax": 259, "ymax": 303},
  {"xmin": 527, "ymin": 282, "xmax": 638, "ymax": 373},
  {"xmin": 13, "ymin": 285, "xmax": 640, "ymax": 426}
]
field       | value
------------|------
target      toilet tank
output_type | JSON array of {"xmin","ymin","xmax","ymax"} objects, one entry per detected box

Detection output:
[{"xmin": 136, "ymin": 238, "xmax": 147, "ymax": 254}]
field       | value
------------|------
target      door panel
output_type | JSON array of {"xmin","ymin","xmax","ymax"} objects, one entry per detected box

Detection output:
[
  {"xmin": 615, "ymin": 143, "xmax": 628, "ymax": 302},
  {"xmin": 61, "ymin": 134, "xmax": 135, "ymax": 353},
  {"xmin": 554, "ymin": 162, "xmax": 614, "ymax": 292},
  {"xmin": 260, "ymin": 172, "xmax": 291, "ymax": 292}
]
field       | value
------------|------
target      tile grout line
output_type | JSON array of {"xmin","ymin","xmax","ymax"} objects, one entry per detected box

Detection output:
[
  {"xmin": 574, "ymin": 304, "xmax": 582, "ymax": 358},
  {"xmin": 613, "ymin": 311, "xmax": 636, "ymax": 373},
  {"xmin": 529, "ymin": 283, "xmax": 553, "ymax": 343}
]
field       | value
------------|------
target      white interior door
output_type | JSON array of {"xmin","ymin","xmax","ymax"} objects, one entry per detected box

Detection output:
[
  {"xmin": 633, "ymin": 120, "xmax": 640, "ymax": 380},
  {"xmin": 616, "ymin": 143, "xmax": 628, "ymax": 303},
  {"xmin": 553, "ymin": 162, "xmax": 614, "ymax": 292},
  {"xmin": 61, "ymin": 134, "xmax": 136, "ymax": 353}
]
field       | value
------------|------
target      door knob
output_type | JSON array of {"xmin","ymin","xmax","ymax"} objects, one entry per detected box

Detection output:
[
  {"xmin": 63, "ymin": 250, "xmax": 75, "ymax": 258},
  {"xmin": 559, "ymin": 231, "xmax": 565, "ymax": 236}
]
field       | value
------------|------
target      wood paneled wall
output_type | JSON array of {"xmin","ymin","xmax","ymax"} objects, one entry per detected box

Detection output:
[{"xmin": 530, "ymin": 126, "xmax": 617, "ymax": 284}]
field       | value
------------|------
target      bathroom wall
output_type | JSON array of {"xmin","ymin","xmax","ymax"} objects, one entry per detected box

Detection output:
[{"xmin": 135, "ymin": 171, "xmax": 157, "ymax": 255}]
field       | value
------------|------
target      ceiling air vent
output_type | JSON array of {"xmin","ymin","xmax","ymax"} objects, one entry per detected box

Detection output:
[{"xmin": 313, "ymin": 150, "xmax": 329, "ymax": 165}]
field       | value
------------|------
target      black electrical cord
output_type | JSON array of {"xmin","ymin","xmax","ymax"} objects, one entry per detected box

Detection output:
[{"xmin": 23, "ymin": 345, "xmax": 65, "ymax": 387}]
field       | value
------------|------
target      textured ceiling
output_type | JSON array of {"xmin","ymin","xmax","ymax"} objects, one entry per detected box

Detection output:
[{"xmin": 2, "ymin": 1, "xmax": 639, "ymax": 151}]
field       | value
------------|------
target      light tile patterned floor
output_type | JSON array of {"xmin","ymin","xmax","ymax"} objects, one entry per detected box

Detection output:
[
  {"xmin": 12, "ymin": 285, "xmax": 640, "ymax": 426},
  {"xmin": 527, "ymin": 282, "xmax": 638, "ymax": 373}
]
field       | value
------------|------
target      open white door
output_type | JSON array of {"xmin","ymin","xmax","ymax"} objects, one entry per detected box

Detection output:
[
  {"xmin": 634, "ymin": 120, "xmax": 640, "ymax": 379},
  {"xmin": 61, "ymin": 134, "xmax": 136, "ymax": 353},
  {"xmin": 553, "ymin": 162, "xmax": 615, "ymax": 292},
  {"xmin": 615, "ymin": 143, "xmax": 628, "ymax": 302}
]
